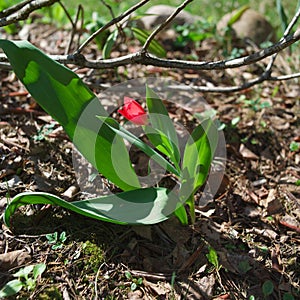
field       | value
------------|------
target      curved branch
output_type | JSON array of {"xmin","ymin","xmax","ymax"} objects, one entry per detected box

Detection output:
[
  {"xmin": 61, "ymin": 28, "xmax": 300, "ymax": 70},
  {"xmin": 0, "ymin": 0, "xmax": 59, "ymax": 27},
  {"xmin": 264, "ymin": 7, "xmax": 300, "ymax": 75},
  {"xmin": 160, "ymin": 71, "xmax": 300, "ymax": 93},
  {"xmin": 0, "ymin": 0, "xmax": 33, "ymax": 18},
  {"xmin": 0, "ymin": 28, "xmax": 299, "ymax": 72},
  {"xmin": 1, "ymin": 0, "xmax": 300, "ymax": 94}
]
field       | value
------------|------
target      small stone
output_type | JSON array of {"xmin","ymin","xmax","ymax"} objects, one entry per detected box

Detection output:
[
  {"xmin": 138, "ymin": 5, "xmax": 199, "ymax": 30},
  {"xmin": 217, "ymin": 8, "xmax": 275, "ymax": 45}
]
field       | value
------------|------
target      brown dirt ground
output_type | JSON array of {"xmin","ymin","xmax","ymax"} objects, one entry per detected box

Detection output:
[{"xmin": 0, "ymin": 20, "xmax": 299, "ymax": 300}]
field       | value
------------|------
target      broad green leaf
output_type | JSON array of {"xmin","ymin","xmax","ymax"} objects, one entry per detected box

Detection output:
[
  {"xmin": 4, "ymin": 188, "xmax": 178, "ymax": 226},
  {"xmin": 180, "ymin": 119, "xmax": 218, "ymax": 201},
  {"xmin": 0, "ymin": 40, "xmax": 139, "ymax": 190},
  {"xmin": 103, "ymin": 29, "xmax": 119, "ymax": 59},
  {"xmin": 131, "ymin": 27, "xmax": 166, "ymax": 57},
  {"xmin": 13, "ymin": 265, "xmax": 34, "ymax": 278},
  {"xmin": 262, "ymin": 280, "xmax": 274, "ymax": 296},
  {"xmin": 97, "ymin": 116, "xmax": 180, "ymax": 177},
  {"xmin": 33, "ymin": 263, "xmax": 46, "ymax": 281},
  {"xmin": 145, "ymin": 86, "xmax": 180, "ymax": 167},
  {"xmin": 0, "ymin": 279, "xmax": 23, "ymax": 297}
]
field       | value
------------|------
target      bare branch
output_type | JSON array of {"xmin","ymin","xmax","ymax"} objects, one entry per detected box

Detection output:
[
  {"xmin": 142, "ymin": 0, "xmax": 194, "ymax": 51},
  {"xmin": 167, "ymin": 71, "xmax": 300, "ymax": 93},
  {"xmin": 75, "ymin": 0, "xmax": 150, "ymax": 54},
  {"xmin": 60, "ymin": 28, "xmax": 300, "ymax": 70},
  {"xmin": 0, "ymin": 0, "xmax": 59, "ymax": 27},
  {"xmin": 283, "ymin": 6, "xmax": 300, "ymax": 38},
  {"xmin": 264, "ymin": 7, "xmax": 300, "ymax": 75},
  {"xmin": 0, "ymin": 27, "xmax": 299, "ymax": 72},
  {"xmin": 270, "ymin": 72, "xmax": 300, "ymax": 81},
  {"xmin": 0, "ymin": 0, "xmax": 33, "ymax": 18},
  {"xmin": 64, "ymin": 4, "xmax": 84, "ymax": 54},
  {"xmin": 0, "ymin": 0, "xmax": 299, "ymax": 94},
  {"xmin": 100, "ymin": 0, "xmax": 125, "ymax": 40}
]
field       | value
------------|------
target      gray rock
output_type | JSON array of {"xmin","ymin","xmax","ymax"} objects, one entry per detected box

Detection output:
[
  {"xmin": 217, "ymin": 8, "xmax": 276, "ymax": 44},
  {"xmin": 138, "ymin": 5, "xmax": 199, "ymax": 30}
]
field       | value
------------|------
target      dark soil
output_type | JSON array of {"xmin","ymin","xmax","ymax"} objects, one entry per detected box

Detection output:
[{"xmin": 0, "ymin": 20, "xmax": 299, "ymax": 300}]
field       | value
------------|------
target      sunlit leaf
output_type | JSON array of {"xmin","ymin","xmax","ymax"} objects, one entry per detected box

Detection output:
[
  {"xmin": 131, "ymin": 27, "xmax": 166, "ymax": 57},
  {"xmin": 180, "ymin": 118, "xmax": 218, "ymax": 201},
  {"xmin": 145, "ymin": 85, "xmax": 180, "ymax": 168},
  {"xmin": 206, "ymin": 246, "xmax": 219, "ymax": 269},
  {"xmin": 227, "ymin": 5, "xmax": 249, "ymax": 26},
  {"xmin": 103, "ymin": 29, "xmax": 119, "ymax": 59},
  {"xmin": 33, "ymin": 263, "xmax": 46, "ymax": 280},
  {"xmin": 0, "ymin": 39, "xmax": 140, "ymax": 191},
  {"xmin": 173, "ymin": 204, "xmax": 188, "ymax": 225},
  {"xmin": 4, "ymin": 188, "xmax": 178, "ymax": 226}
]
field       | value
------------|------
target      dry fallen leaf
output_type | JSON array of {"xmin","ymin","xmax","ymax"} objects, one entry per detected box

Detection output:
[
  {"xmin": 127, "ymin": 290, "xmax": 143, "ymax": 300},
  {"xmin": 0, "ymin": 250, "xmax": 31, "ymax": 271},
  {"xmin": 263, "ymin": 188, "xmax": 283, "ymax": 215},
  {"xmin": 239, "ymin": 144, "xmax": 259, "ymax": 160}
]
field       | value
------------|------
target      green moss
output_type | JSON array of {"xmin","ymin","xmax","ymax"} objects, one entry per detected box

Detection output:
[
  {"xmin": 37, "ymin": 287, "xmax": 62, "ymax": 299},
  {"xmin": 82, "ymin": 241, "xmax": 105, "ymax": 272}
]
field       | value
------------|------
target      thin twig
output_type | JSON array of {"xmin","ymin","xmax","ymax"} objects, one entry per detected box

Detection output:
[
  {"xmin": 0, "ymin": 0, "xmax": 59, "ymax": 27},
  {"xmin": 58, "ymin": 0, "xmax": 74, "ymax": 27},
  {"xmin": 64, "ymin": 4, "xmax": 84, "ymax": 54},
  {"xmin": 167, "ymin": 70, "xmax": 300, "ymax": 93},
  {"xmin": 100, "ymin": 0, "xmax": 124, "ymax": 38},
  {"xmin": 264, "ymin": 7, "xmax": 300, "ymax": 75},
  {"xmin": 75, "ymin": 0, "xmax": 150, "ymax": 54},
  {"xmin": 57, "ymin": 0, "xmax": 75, "ymax": 54},
  {"xmin": 142, "ymin": 0, "xmax": 194, "ymax": 51},
  {"xmin": 1, "ymin": 1, "xmax": 300, "ymax": 94}
]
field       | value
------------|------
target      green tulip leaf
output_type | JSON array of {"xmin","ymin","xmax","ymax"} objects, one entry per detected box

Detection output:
[
  {"xmin": 4, "ymin": 188, "xmax": 178, "ymax": 226},
  {"xmin": 180, "ymin": 118, "xmax": 218, "ymax": 202},
  {"xmin": 0, "ymin": 39, "xmax": 140, "ymax": 191},
  {"xmin": 145, "ymin": 86, "xmax": 180, "ymax": 168}
]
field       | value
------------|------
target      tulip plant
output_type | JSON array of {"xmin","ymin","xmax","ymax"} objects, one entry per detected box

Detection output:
[{"xmin": 1, "ymin": 40, "xmax": 218, "ymax": 226}]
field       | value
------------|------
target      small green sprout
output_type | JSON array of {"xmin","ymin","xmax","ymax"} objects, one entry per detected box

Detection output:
[
  {"xmin": 0, "ymin": 263, "xmax": 46, "ymax": 298},
  {"xmin": 46, "ymin": 231, "xmax": 67, "ymax": 250},
  {"xmin": 289, "ymin": 141, "xmax": 300, "ymax": 152},
  {"xmin": 125, "ymin": 271, "xmax": 143, "ymax": 291},
  {"xmin": 206, "ymin": 246, "xmax": 221, "ymax": 271}
]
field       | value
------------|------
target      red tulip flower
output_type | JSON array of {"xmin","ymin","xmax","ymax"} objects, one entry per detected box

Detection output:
[{"xmin": 118, "ymin": 97, "xmax": 148, "ymax": 125}]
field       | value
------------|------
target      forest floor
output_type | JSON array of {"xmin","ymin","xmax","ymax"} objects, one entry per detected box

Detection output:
[{"xmin": 0, "ymin": 19, "xmax": 299, "ymax": 300}]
